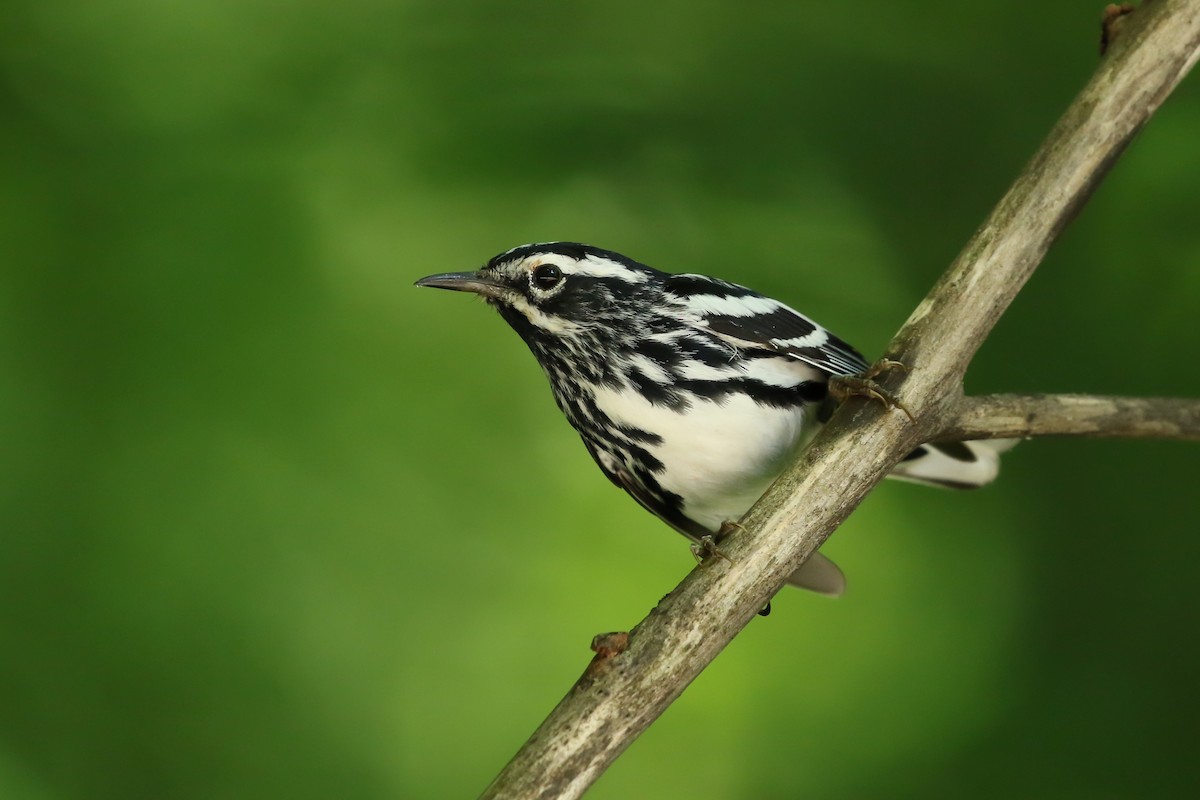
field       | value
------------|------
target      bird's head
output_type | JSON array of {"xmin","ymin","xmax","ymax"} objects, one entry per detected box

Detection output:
[{"xmin": 415, "ymin": 243, "xmax": 662, "ymax": 344}]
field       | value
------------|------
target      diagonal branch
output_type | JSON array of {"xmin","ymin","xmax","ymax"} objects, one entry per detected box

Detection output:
[{"xmin": 481, "ymin": 2, "xmax": 1200, "ymax": 798}]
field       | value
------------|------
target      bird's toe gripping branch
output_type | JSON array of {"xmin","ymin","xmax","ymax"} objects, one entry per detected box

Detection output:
[
  {"xmin": 829, "ymin": 358, "xmax": 915, "ymax": 422},
  {"xmin": 690, "ymin": 531, "xmax": 733, "ymax": 565},
  {"xmin": 691, "ymin": 522, "xmax": 773, "ymax": 616}
]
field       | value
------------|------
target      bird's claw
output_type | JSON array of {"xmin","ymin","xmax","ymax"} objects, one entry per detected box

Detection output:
[
  {"xmin": 691, "ymin": 520, "xmax": 744, "ymax": 563},
  {"xmin": 829, "ymin": 359, "xmax": 915, "ymax": 422},
  {"xmin": 715, "ymin": 519, "xmax": 745, "ymax": 541},
  {"xmin": 861, "ymin": 358, "xmax": 909, "ymax": 381},
  {"xmin": 691, "ymin": 523, "xmax": 771, "ymax": 617},
  {"xmin": 691, "ymin": 534, "xmax": 732, "ymax": 564}
]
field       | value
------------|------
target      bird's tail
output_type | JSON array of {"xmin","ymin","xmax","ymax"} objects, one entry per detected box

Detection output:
[
  {"xmin": 887, "ymin": 439, "xmax": 1019, "ymax": 489},
  {"xmin": 786, "ymin": 552, "xmax": 847, "ymax": 596},
  {"xmin": 785, "ymin": 438, "xmax": 1017, "ymax": 596}
]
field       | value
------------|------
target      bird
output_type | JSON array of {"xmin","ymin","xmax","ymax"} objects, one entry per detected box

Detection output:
[{"xmin": 416, "ymin": 243, "xmax": 1013, "ymax": 597}]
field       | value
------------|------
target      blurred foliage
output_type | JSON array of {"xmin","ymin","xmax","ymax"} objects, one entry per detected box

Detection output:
[{"xmin": 1, "ymin": 1, "xmax": 1198, "ymax": 798}]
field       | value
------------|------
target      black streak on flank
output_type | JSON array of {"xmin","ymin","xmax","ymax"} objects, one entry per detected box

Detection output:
[
  {"xmin": 681, "ymin": 378, "xmax": 820, "ymax": 409},
  {"xmin": 629, "ymin": 369, "xmax": 690, "ymax": 412},
  {"xmin": 616, "ymin": 424, "xmax": 663, "ymax": 446}
]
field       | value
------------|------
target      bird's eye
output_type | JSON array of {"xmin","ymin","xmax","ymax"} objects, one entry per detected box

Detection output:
[{"xmin": 531, "ymin": 263, "xmax": 563, "ymax": 291}]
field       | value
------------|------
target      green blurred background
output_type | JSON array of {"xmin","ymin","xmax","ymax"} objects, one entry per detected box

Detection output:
[{"xmin": 2, "ymin": 1, "xmax": 1198, "ymax": 797}]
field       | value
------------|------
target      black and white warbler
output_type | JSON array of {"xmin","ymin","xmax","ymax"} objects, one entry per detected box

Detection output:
[{"xmin": 417, "ymin": 243, "xmax": 1011, "ymax": 596}]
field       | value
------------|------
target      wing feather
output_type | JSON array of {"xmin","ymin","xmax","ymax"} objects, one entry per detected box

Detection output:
[{"xmin": 666, "ymin": 274, "xmax": 870, "ymax": 377}]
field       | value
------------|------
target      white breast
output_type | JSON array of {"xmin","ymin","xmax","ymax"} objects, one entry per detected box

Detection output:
[{"xmin": 589, "ymin": 384, "xmax": 813, "ymax": 531}]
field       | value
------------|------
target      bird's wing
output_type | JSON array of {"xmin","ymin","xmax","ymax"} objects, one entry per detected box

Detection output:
[{"xmin": 665, "ymin": 273, "xmax": 871, "ymax": 377}]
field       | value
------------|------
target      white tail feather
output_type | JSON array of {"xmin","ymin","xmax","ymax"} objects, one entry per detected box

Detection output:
[
  {"xmin": 789, "ymin": 439, "xmax": 1018, "ymax": 596},
  {"xmin": 888, "ymin": 439, "xmax": 1020, "ymax": 489}
]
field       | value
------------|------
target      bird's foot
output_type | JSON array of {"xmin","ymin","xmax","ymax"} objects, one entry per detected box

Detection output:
[
  {"xmin": 715, "ymin": 519, "xmax": 745, "ymax": 541},
  {"xmin": 691, "ymin": 534, "xmax": 731, "ymax": 564},
  {"xmin": 829, "ymin": 359, "xmax": 914, "ymax": 422},
  {"xmin": 693, "ymin": 522, "xmax": 771, "ymax": 616}
]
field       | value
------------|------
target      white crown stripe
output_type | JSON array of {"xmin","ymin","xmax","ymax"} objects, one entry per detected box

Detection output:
[{"xmin": 566, "ymin": 258, "xmax": 651, "ymax": 283}]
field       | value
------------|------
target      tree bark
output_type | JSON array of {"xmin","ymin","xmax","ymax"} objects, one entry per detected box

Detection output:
[{"xmin": 940, "ymin": 394, "xmax": 1200, "ymax": 442}]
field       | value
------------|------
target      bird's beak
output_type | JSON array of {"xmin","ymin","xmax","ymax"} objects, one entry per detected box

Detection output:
[{"xmin": 414, "ymin": 271, "xmax": 510, "ymax": 300}]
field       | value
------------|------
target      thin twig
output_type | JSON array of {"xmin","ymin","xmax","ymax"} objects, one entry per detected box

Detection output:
[
  {"xmin": 940, "ymin": 394, "xmax": 1200, "ymax": 442},
  {"xmin": 481, "ymin": 3, "xmax": 1200, "ymax": 798}
]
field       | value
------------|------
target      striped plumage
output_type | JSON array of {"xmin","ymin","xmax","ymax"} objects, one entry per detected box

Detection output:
[{"xmin": 417, "ymin": 243, "xmax": 1012, "ymax": 596}]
